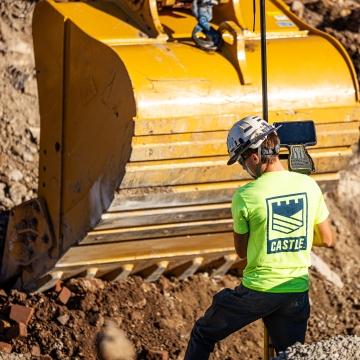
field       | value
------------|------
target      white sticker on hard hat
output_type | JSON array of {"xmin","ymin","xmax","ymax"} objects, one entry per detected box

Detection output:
[
  {"xmin": 276, "ymin": 21, "xmax": 295, "ymax": 28},
  {"xmin": 274, "ymin": 15, "xmax": 289, "ymax": 21}
]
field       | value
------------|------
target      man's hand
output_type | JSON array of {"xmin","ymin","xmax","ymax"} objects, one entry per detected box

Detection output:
[
  {"xmin": 233, "ymin": 232, "xmax": 249, "ymax": 259},
  {"xmin": 313, "ymin": 218, "xmax": 334, "ymax": 248}
]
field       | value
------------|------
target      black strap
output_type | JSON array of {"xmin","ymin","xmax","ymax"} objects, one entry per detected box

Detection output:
[
  {"xmin": 261, "ymin": 144, "xmax": 280, "ymax": 156},
  {"xmin": 253, "ymin": 0, "xmax": 256, "ymax": 32}
]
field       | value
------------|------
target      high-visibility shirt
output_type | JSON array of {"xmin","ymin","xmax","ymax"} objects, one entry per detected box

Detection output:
[{"xmin": 231, "ymin": 170, "xmax": 329, "ymax": 293}]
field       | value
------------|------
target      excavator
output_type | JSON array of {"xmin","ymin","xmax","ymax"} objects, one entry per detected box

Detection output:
[{"xmin": 0, "ymin": 0, "xmax": 359, "ymax": 295}]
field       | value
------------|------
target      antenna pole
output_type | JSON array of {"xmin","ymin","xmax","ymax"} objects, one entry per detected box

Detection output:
[{"xmin": 260, "ymin": 0, "xmax": 268, "ymax": 122}]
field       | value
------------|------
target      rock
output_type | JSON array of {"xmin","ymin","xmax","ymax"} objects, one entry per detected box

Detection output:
[
  {"xmin": 22, "ymin": 152, "xmax": 33, "ymax": 162},
  {"xmin": 68, "ymin": 278, "xmax": 105, "ymax": 293},
  {"xmin": 78, "ymin": 278, "xmax": 105, "ymax": 293},
  {"xmin": 88, "ymin": 313, "xmax": 104, "ymax": 327},
  {"xmin": 0, "ymin": 341, "xmax": 12, "ymax": 354},
  {"xmin": 134, "ymin": 298, "xmax": 147, "ymax": 309},
  {"xmin": 98, "ymin": 320, "xmax": 136, "ymax": 360},
  {"xmin": 144, "ymin": 349, "xmax": 169, "ymax": 360},
  {"xmin": 10, "ymin": 289, "xmax": 27, "ymax": 303},
  {"xmin": 57, "ymin": 314, "xmax": 70, "ymax": 326},
  {"xmin": 31, "ymin": 345, "xmax": 41, "ymax": 357},
  {"xmin": 311, "ymin": 252, "xmax": 344, "ymax": 288},
  {"xmin": 27, "ymin": 126, "xmax": 40, "ymax": 143},
  {"xmin": 9, "ymin": 183, "xmax": 27, "ymax": 204},
  {"xmin": 0, "ymin": 183, "xmax": 7, "ymax": 201},
  {"xmin": 8, "ymin": 169, "xmax": 23, "ymax": 181},
  {"xmin": 10, "ymin": 144, "xmax": 25, "ymax": 157}
]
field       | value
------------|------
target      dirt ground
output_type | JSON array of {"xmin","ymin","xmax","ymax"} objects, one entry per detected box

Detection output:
[{"xmin": 0, "ymin": 0, "xmax": 359, "ymax": 359}]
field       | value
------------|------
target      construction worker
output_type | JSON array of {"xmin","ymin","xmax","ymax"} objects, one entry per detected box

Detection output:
[{"xmin": 184, "ymin": 116, "xmax": 333, "ymax": 359}]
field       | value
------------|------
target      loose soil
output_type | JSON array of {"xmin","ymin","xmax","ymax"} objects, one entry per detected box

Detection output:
[{"xmin": 0, "ymin": 1, "xmax": 359, "ymax": 359}]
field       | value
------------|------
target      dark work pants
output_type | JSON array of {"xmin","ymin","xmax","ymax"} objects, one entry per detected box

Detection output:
[{"xmin": 184, "ymin": 284, "xmax": 310, "ymax": 360}]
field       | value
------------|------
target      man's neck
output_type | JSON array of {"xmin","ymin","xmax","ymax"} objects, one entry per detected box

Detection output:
[{"xmin": 263, "ymin": 158, "xmax": 285, "ymax": 173}]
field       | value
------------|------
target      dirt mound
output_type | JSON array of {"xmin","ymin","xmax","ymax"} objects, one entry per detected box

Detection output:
[
  {"xmin": 0, "ymin": 263, "xmax": 358, "ymax": 359},
  {"xmin": 0, "ymin": 1, "xmax": 359, "ymax": 359},
  {"xmin": 0, "ymin": 275, "xmax": 263, "ymax": 359}
]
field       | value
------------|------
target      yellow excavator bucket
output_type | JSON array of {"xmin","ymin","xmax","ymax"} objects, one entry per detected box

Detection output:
[{"xmin": 1, "ymin": 0, "xmax": 359, "ymax": 290}]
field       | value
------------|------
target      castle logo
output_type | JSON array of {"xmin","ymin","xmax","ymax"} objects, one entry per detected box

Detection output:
[{"xmin": 266, "ymin": 193, "xmax": 308, "ymax": 254}]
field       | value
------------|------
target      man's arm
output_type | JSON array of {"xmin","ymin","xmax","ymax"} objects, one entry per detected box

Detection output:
[
  {"xmin": 314, "ymin": 218, "xmax": 334, "ymax": 248},
  {"xmin": 233, "ymin": 232, "xmax": 249, "ymax": 259}
]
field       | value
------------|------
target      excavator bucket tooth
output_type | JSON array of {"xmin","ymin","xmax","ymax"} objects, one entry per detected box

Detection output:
[
  {"xmin": 142, "ymin": 261, "xmax": 170, "ymax": 282},
  {"xmin": 103, "ymin": 264, "xmax": 135, "ymax": 282},
  {"xmin": 170, "ymin": 257, "xmax": 204, "ymax": 280},
  {"xmin": 211, "ymin": 254, "xmax": 239, "ymax": 277}
]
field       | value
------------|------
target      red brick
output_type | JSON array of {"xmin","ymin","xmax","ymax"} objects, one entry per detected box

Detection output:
[
  {"xmin": 0, "ymin": 341, "xmax": 12, "ymax": 354},
  {"xmin": 18, "ymin": 323, "xmax": 27, "ymax": 337},
  {"xmin": 31, "ymin": 345, "xmax": 41, "ymax": 357},
  {"xmin": 57, "ymin": 287, "xmax": 72, "ymax": 305},
  {"xmin": 9, "ymin": 304, "xmax": 34, "ymax": 325},
  {"xmin": 54, "ymin": 280, "xmax": 63, "ymax": 293},
  {"xmin": 5, "ymin": 323, "xmax": 27, "ymax": 339}
]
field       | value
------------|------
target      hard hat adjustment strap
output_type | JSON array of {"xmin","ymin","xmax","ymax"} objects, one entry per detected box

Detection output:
[{"xmin": 261, "ymin": 144, "xmax": 280, "ymax": 156}]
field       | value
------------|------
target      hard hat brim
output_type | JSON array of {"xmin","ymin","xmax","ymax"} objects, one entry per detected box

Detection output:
[{"xmin": 227, "ymin": 153, "xmax": 240, "ymax": 165}]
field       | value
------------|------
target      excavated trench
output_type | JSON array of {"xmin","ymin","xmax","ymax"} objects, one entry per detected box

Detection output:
[{"xmin": 0, "ymin": 1, "xmax": 359, "ymax": 359}]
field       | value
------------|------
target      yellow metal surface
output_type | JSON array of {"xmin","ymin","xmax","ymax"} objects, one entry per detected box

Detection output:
[
  {"xmin": 121, "ymin": 147, "xmax": 352, "ymax": 188},
  {"xmin": 50, "ymin": 0, "xmax": 167, "ymax": 44},
  {"xmin": 2, "ymin": 0, "xmax": 359, "ymax": 289},
  {"xmin": 57, "ymin": 232, "xmax": 236, "ymax": 268},
  {"xmin": 133, "ymin": 107, "xmax": 360, "ymax": 135},
  {"xmin": 32, "ymin": 2, "xmax": 65, "ymax": 242},
  {"xmin": 113, "ymin": 36, "xmax": 356, "ymax": 122},
  {"xmin": 130, "ymin": 121, "xmax": 359, "ymax": 161}
]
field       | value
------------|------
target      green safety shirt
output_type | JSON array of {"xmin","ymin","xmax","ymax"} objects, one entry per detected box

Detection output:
[{"xmin": 231, "ymin": 170, "xmax": 329, "ymax": 293}]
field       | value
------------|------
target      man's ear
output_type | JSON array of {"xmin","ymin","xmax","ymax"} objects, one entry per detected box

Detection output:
[{"xmin": 250, "ymin": 152, "xmax": 260, "ymax": 164}]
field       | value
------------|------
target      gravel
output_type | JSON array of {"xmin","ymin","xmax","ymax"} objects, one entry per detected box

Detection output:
[{"xmin": 274, "ymin": 335, "xmax": 360, "ymax": 360}]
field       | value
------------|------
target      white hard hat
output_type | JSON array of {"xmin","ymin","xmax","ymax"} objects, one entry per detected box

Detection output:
[{"xmin": 227, "ymin": 115, "xmax": 281, "ymax": 165}]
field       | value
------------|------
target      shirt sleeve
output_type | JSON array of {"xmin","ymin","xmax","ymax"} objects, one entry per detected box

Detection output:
[
  {"xmin": 231, "ymin": 192, "xmax": 249, "ymax": 234},
  {"xmin": 315, "ymin": 187, "xmax": 329, "ymax": 225}
]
